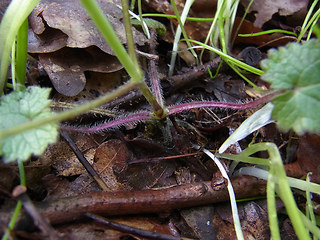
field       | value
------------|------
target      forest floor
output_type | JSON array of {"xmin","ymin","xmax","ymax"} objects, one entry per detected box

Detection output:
[{"xmin": 1, "ymin": 0, "xmax": 320, "ymax": 239}]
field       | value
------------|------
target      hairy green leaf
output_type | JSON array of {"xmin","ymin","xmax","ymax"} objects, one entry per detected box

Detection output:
[
  {"xmin": 0, "ymin": 87, "xmax": 58, "ymax": 162},
  {"xmin": 261, "ymin": 39, "xmax": 320, "ymax": 134}
]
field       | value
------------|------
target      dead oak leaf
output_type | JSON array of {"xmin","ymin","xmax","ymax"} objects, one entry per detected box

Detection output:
[
  {"xmin": 93, "ymin": 139, "xmax": 132, "ymax": 192},
  {"xmin": 29, "ymin": 0, "xmax": 147, "ymax": 55},
  {"xmin": 38, "ymin": 47, "xmax": 122, "ymax": 96},
  {"xmin": 241, "ymin": 0, "xmax": 308, "ymax": 28},
  {"xmin": 28, "ymin": 0, "xmax": 147, "ymax": 96}
]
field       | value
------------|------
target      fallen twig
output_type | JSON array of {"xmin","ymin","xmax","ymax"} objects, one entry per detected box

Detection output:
[
  {"xmin": 0, "ymin": 176, "xmax": 266, "ymax": 229},
  {"xmin": 86, "ymin": 213, "xmax": 192, "ymax": 240}
]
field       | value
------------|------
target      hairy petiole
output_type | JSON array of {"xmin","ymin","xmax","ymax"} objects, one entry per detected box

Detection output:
[{"xmin": 62, "ymin": 91, "xmax": 280, "ymax": 133}]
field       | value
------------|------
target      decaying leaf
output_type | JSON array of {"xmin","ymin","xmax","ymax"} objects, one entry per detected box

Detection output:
[
  {"xmin": 179, "ymin": 206, "xmax": 216, "ymax": 239},
  {"xmin": 38, "ymin": 132, "xmax": 97, "ymax": 176},
  {"xmin": 93, "ymin": 139, "xmax": 132, "ymax": 191},
  {"xmin": 241, "ymin": 0, "xmax": 308, "ymax": 28},
  {"xmin": 285, "ymin": 134, "xmax": 320, "ymax": 180},
  {"xmin": 29, "ymin": 0, "xmax": 146, "ymax": 54},
  {"xmin": 28, "ymin": 0, "xmax": 147, "ymax": 96},
  {"xmin": 38, "ymin": 47, "xmax": 122, "ymax": 96}
]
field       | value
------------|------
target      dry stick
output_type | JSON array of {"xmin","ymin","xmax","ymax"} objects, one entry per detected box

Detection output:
[
  {"xmin": 166, "ymin": 57, "xmax": 221, "ymax": 93},
  {"xmin": 86, "ymin": 213, "xmax": 191, "ymax": 240},
  {"xmin": 60, "ymin": 131, "xmax": 109, "ymax": 191},
  {"xmin": 0, "ymin": 176, "xmax": 266, "ymax": 227},
  {"xmin": 12, "ymin": 186, "xmax": 60, "ymax": 240}
]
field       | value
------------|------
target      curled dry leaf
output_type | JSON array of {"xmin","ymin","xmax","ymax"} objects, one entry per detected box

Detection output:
[
  {"xmin": 28, "ymin": 0, "xmax": 147, "ymax": 96},
  {"xmin": 29, "ymin": 0, "xmax": 147, "ymax": 54},
  {"xmin": 38, "ymin": 47, "xmax": 122, "ymax": 96},
  {"xmin": 241, "ymin": 0, "xmax": 308, "ymax": 28}
]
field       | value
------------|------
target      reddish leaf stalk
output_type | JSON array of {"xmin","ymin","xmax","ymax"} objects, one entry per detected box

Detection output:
[
  {"xmin": 149, "ymin": 29, "xmax": 164, "ymax": 107},
  {"xmin": 61, "ymin": 111, "xmax": 153, "ymax": 133},
  {"xmin": 62, "ymin": 91, "xmax": 280, "ymax": 133},
  {"xmin": 167, "ymin": 91, "xmax": 280, "ymax": 115}
]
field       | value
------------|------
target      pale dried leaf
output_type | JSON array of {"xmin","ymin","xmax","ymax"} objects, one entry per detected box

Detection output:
[
  {"xmin": 39, "ymin": 47, "xmax": 122, "ymax": 96},
  {"xmin": 241, "ymin": 0, "xmax": 308, "ymax": 28},
  {"xmin": 29, "ymin": 0, "xmax": 147, "ymax": 55}
]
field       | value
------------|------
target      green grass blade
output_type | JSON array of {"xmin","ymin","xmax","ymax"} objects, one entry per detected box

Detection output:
[
  {"xmin": 0, "ymin": 0, "xmax": 40, "ymax": 94},
  {"xmin": 186, "ymin": 39, "xmax": 264, "ymax": 75},
  {"xmin": 238, "ymin": 29, "xmax": 297, "ymax": 37},
  {"xmin": 15, "ymin": 18, "xmax": 28, "ymax": 90},
  {"xmin": 78, "ymin": 0, "xmax": 142, "ymax": 82}
]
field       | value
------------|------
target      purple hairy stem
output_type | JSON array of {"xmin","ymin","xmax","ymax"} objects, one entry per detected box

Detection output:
[
  {"xmin": 148, "ymin": 29, "xmax": 164, "ymax": 107},
  {"xmin": 61, "ymin": 91, "xmax": 281, "ymax": 133},
  {"xmin": 168, "ymin": 91, "xmax": 281, "ymax": 115},
  {"xmin": 61, "ymin": 111, "xmax": 153, "ymax": 133}
]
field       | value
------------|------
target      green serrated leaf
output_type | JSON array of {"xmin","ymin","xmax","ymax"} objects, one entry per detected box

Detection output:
[
  {"xmin": 0, "ymin": 86, "xmax": 58, "ymax": 162},
  {"xmin": 261, "ymin": 39, "xmax": 320, "ymax": 135}
]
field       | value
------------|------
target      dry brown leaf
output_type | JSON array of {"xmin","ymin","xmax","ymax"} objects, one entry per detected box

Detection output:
[
  {"xmin": 38, "ymin": 133, "xmax": 97, "ymax": 177},
  {"xmin": 93, "ymin": 139, "xmax": 132, "ymax": 191},
  {"xmin": 179, "ymin": 206, "xmax": 216, "ymax": 239},
  {"xmin": 38, "ymin": 47, "xmax": 122, "ymax": 96},
  {"xmin": 28, "ymin": 28, "xmax": 68, "ymax": 53},
  {"xmin": 241, "ymin": 0, "xmax": 308, "ymax": 28},
  {"xmin": 285, "ymin": 134, "xmax": 320, "ymax": 180},
  {"xmin": 28, "ymin": 0, "xmax": 147, "ymax": 96},
  {"xmin": 29, "ymin": 0, "xmax": 146, "ymax": 55}
]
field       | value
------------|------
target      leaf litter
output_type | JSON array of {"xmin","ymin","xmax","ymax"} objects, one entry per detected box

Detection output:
[{"xmin": 1, "ymin": 0, "xmax": 320, "ymax": 239}]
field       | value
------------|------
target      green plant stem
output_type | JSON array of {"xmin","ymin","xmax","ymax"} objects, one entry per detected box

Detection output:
[
  {"xmin": 1, "ymin": 201, "xmax": 22, "ymax": 240},
  {"xmin": 228, "ymin": 63, "xmax": 261, "ymax": 90},
  {"xmin": 268, "ymin": 142, "xmax": 310, "ymax": 240},
  {"xmin": 18, "ymin": 160, "xmax": 26, "ymax": 186},
  {"xmin": 237, "ymin": 143, "xmax": 311, "ymax": 239},
  {"xmin": 218, "ymin": 15, "xmax": 227, "ymax": 53},
  {"xmin": 305, "ymin": 173, "xmax": 317, "ymax": 239},
  {"xmin": 231, "ymin": 0, "xmax": 254, "ymax": 46},
  {"xmin": 137, "ymin": 0, "xmax": 150, "ymax": 39},
  {"xmin": 238, "ymin": 29, "xmax": 297, "ymax": 37},
  {"xmin": 186, "ymin": 39, "xmax": 264, "ymax": 75},
  {"xmin": 298, "ymin": 7, "xmax": 320, "ymax": 42},
  {"xmin": 0, "ymin": 81, "xmax": 139, "ymax": 140},
  {"xmin": 138, "ymin": 81, "xmax": 167, "ymax": 118},
  {"xmin": 121, "ymin": 0, "xmax": 139, "ymax": 66},
  {"xmin": 168, "ymin": 0, "xmax": 196, "ymax": 76},
  {"xmin": 79, "ymin": 0, "xmax": 142, "ymax": 82},
  {"xmin": 129, "ymin": 0, "xmax": 136, "ymax": 11},
  {"xmin": 267, "ymin": 169, "xmax": 281, "ymax": 240},
  {"xmin": 79, "ymin": 0, "xmax": 164, "ymax": 116},
  {"xmin": 300, "ymin": 210, "xmax": 320, "ymax": 238},
  {"xmin": 171, "ymin": 0, "xmax": 198, "ymax": 62},
  {"xmin": 2, "ymin": 161, "xmax": 26, "ymax": 240},
  {"xmin": 10, "ymin": 40, "xmax": 16, "ymax": 90},
  {"xmin": 15, "ymin": 18, "xmax": 28, "ymax": 90},
  {"xmin": 298, "ymin": 0, "xmax": 319, "ymax": 42},
  {"xmin": 236, "ymin": 167, "xmax": 320, "ymax": 194},
  {"xmin": 0, "ymin": 0, "xmax": 41, "ymax": 94},
  {"xmin": 140, "ymin": 13, "xmax": 215, "ymax": 21},
  {"xmin": 216, "ymin": 153, "xmax": 270, "ymax": 166}
]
